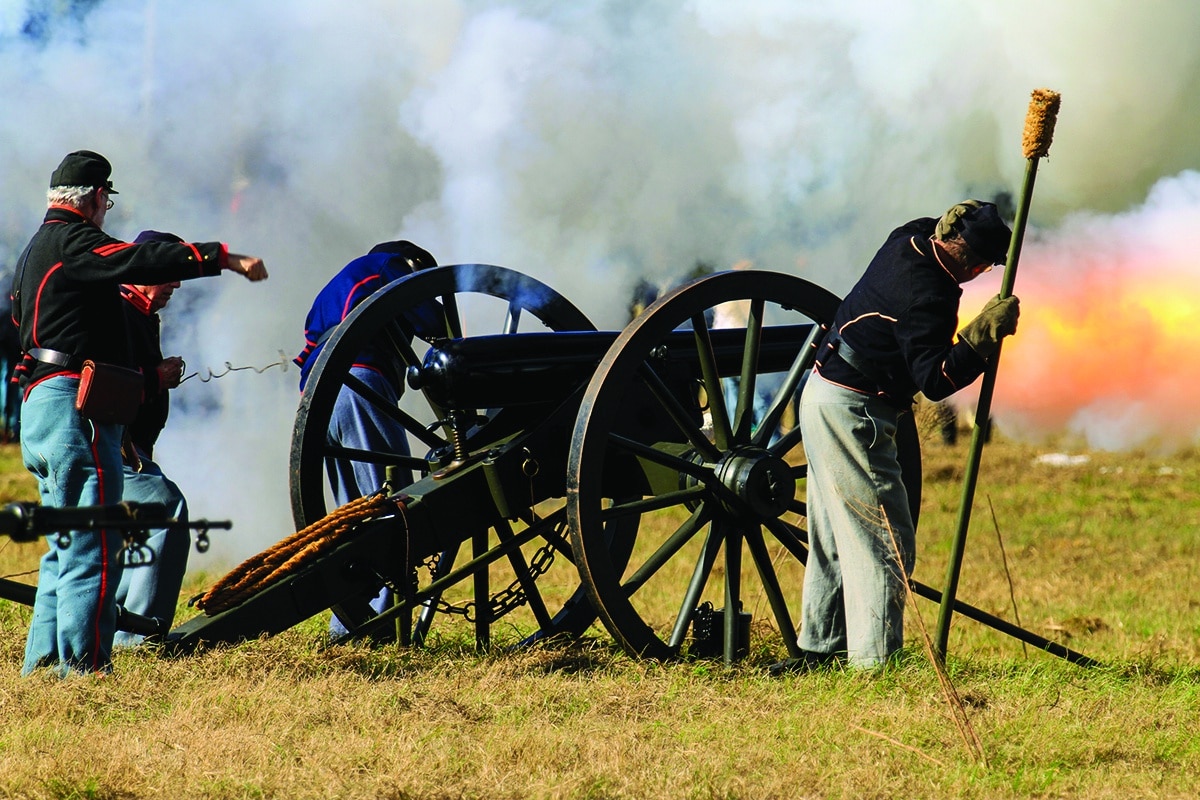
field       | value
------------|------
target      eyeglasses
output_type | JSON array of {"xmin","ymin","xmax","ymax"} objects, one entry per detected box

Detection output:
[{"xmin": 97, "ymin": 189, "xmax": 114, "ymax": 210}]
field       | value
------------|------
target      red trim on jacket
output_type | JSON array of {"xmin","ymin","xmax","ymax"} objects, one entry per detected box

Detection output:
[
  {"xmin": 342, "ymin": 275, "xmax": 381, "ymax": 319},
  {"xmin": 46, "ymin": 204, "xmax": 88, "ymax": 220},
  {"xmin": 93, "ymin": 242, "xmax": 136, "ymax": 258},
  {"xmin": 31, "ymin": 262, "xmax": 64, "ymax": 349},
  {"xmin": 120, "ymin": 285, "xmax": 154, "ymax": 316}
]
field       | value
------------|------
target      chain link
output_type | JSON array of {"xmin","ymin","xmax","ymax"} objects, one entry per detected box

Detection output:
[{"xmin": 413, "ymin": 539, "xmax": 557, "ymax": 622}]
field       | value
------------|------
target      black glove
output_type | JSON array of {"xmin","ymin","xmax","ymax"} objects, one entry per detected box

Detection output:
[{"xmin": 959, "ymin": 294, "xmax": 1019, "ymax": 359}]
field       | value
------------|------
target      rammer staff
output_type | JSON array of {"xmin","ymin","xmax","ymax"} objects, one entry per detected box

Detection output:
[{"xmin": 934, "ymin": 88, "xmax": 1062, "ymax": 661}]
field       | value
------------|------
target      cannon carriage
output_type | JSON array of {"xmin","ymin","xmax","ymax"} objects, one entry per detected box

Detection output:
[{"xmin": 169, "ymin": 263, "xmax": 840, "ymax": 664}]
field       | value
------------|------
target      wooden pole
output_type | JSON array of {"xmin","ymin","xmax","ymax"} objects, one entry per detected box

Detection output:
[{"xmin": 933, "ymin": 89, "xmax": 1061, "ymax": 661}]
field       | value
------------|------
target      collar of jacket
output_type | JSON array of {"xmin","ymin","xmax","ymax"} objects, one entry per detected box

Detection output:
[
  {"xmin": 44, "ymin": 205, "xmax": 93, "ymax": 225},
  {"xmin": 909, "ymin": 235, "xmax": 961, "ymax": 285},
  {"xmin": 120, "ymin": 284, "xmax": 154, "ymax": 316}
]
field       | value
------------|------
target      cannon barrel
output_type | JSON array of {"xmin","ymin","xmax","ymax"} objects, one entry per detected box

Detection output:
[{"xmin": 408, "ymin": 323, "xmax": 818, "ymax": 410}]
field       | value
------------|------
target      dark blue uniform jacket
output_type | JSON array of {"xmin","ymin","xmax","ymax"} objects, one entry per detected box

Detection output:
[
  {"xmin": 816, "ymin": 217, "xmax": 987, "ymax": 408},
  {"xmin": 120, "ymin": 286, "xmax": 169, "ymax": 458},
  {"xmin": 294, "ymin": 252, "xmax": 425, "ymax": 391}
]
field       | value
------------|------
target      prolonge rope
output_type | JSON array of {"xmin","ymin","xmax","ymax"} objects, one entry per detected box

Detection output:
[{"xmin": 193, "ymin": 494, "xmax": 397, "ymax": 616}]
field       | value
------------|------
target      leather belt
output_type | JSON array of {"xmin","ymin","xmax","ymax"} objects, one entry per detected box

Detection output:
[
  {"xmin": 29, "ymin": 347, "xmax": 83, "ymax": 371},
  {"xmin": 827, "ymin": 333, "xmax": 916, "ymax": 410},
  {"xmin": 827, "ymin": 333, "xmax": 890, "ymax": 388}
]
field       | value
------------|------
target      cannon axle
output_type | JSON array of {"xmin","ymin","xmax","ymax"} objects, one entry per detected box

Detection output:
[{"xmin": 713, "ymin": 447, "xmax": 796, "ymax": 519}]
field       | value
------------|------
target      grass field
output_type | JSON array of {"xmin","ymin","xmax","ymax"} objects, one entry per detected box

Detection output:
[{"xmin": 0, "ymin": 432, "xmax": 1198, "ymax": 799}]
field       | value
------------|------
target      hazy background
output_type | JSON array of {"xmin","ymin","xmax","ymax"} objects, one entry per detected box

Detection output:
[{"xmin": 3, "ymin": 0, "xmax": 1197, "ymax": 562}]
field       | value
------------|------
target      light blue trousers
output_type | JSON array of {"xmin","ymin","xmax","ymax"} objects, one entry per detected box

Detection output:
[
  {"xmin": 21, "ymin": 376, "xmax": 125, "ymax": 676},
  {"xmin": 798, "ymin": 375, "xmax": 917, "ymax": 668},
  {"xmin": 113, "ymin": 450, "xmax": 189, "ymax": 647},
  {"xmin": 327, "ymin": 366, "xmax": 412, "ymax": 638}
]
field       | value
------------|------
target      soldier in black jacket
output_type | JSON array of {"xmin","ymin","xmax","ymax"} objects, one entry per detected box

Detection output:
[
  {"xmin": 112, "ymin": 230, "xmax": 190, "ymax": 647},
  {"xmin": 776, "ymin": 200, "xmax": 1019, "ymax": 673},
  {"xmin": 13, "ymin": 150, "xmax": 267, "ymax": 676}
]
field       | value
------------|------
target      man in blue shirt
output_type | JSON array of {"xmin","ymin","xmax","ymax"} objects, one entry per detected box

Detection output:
[{"xmin": 295, "ymin": 240, "xmax": 437, "ymax": 637}]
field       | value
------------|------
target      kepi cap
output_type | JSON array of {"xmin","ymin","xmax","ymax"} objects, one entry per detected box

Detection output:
[
  {"xmin": 937, "ymin": 200, "xmax": 1010, "ymax": 265},
  {"xmin": 368, "ymin": 240, "xmax": 438, "ymax": 272},
  {"xmin": 957, "ymin": 202, "xmax": 1011, "ymax": 265},
  {"xmin": 50, "ymin": 150, "xmax": 118, "ymax": 194}
]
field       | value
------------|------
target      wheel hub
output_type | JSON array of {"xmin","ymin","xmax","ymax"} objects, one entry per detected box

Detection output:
[{"xmin": 713, "ymin": 446, "xmax": 795, "ymax": 519}]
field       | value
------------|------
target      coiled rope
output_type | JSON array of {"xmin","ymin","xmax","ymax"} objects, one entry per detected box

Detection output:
[{"xmin": 193, "ymin": 493, "xmax": 398, "ymax": 615}]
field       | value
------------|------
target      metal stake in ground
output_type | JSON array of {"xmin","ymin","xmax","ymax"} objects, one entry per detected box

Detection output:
[{"xmin": 934, "ymin": 89, "xmax": 1062, "ymax": 661}]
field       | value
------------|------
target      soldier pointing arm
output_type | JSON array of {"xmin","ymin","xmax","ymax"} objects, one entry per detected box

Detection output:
[{"xmin": 12, "ymin": 150, "xmax": 267, "ymax": 677}]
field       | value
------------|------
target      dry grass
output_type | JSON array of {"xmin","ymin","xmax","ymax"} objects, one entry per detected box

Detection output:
[{"xmin": 1, "ymin": 435, "xmax": 1199, "ymax": 799}]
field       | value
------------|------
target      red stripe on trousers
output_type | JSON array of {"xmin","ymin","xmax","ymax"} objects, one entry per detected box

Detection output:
[{"xmin": 87, "ymin": 423, "xmax": 111, "ymax": 672}]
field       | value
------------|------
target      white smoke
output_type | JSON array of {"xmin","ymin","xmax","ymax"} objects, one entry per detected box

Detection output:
[{"xmin": 2, "ymin": 0, "xmax": 1199, "ymax": 561}]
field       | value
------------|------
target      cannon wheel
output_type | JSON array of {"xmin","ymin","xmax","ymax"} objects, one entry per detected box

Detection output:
[
  {"xmin": 291, "ymin": 263, "xmax": 610, "ymax": 645},
  {"xmin": 568, "ymin": 270, "xmax": 841, "ymax": 662}
]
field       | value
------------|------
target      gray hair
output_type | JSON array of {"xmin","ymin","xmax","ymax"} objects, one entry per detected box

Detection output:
[{"xmin": 47, "ymin": 185, "xmax": 96, "ymax": 207}]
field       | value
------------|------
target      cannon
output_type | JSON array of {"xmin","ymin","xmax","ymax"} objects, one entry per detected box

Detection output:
[
  {"xmin": 168, "ymin": 263, "xmax": 1097, "ymax": 666},
  {"xmin": 167, "ymin": 265, "xmax": 834, "ymax": 662}
]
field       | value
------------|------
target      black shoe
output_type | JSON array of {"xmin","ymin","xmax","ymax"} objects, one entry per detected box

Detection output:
[{"xmin": 767, "ymin": 651, "xmax": 839, "ymax": 676}]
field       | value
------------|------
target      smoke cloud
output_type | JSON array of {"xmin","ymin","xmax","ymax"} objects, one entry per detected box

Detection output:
[{"xmin": 2, "ymin": 0, "xmax": 1198, "ymax": 561}]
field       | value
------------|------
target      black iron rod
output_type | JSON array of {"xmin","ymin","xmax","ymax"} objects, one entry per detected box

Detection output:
[
  {"xmin": 723, "ymin": 525, "xmax": 743, "ymax": 665},
  {"xmin": 621, "ymin": 505, "xmax": 710, "ymax": 597},
  {"xmin": 637, "ymin": 362, "xmax": 724, "ymax": 462},
  {"xmin": 733, "ymin": 299, "xmax": 765, "ymax": 441},
  {"xmin": 755, "ymin": 321, "xmax": 824, "ymax": 450},
  {"xmin": 691, "ymin": 313, "xmax": 733, "ymax": 451},
  {"xmin": 343, "ymin": 372, "xmax": 447, "ymax": 451},
  {"xmin": 496, "ymin": 519, "xmax": 554, "ymax": 631},
  {"xmin": 606, "ymin": 433, "xmax": 712, "ymax": 482},
  {"xmin": 601, "ymin": 486, "xmax": 706, "ymax": 521},
  {"xmin": 913, "ymin": 578, "xmax": 1099, "ymax": 668},
  {"xmin": 320, "ymin": 444, "xmax": 428, "ymax": 472},
  {"xmin": 472, "ymin": 527, "xmax": 490, "ymax": 649}
]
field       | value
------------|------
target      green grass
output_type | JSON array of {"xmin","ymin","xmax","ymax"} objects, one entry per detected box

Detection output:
[{"xmin": 1, "ymin": 437, "xmax": 1199, "ymax": 798}]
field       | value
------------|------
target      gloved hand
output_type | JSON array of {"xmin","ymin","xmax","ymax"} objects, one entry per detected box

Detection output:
[{"xmin": 959, "ymin": 294, "xmax": 1020, "ymax": 359}]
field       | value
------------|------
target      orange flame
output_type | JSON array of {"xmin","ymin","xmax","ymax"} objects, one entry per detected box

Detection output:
[{"xmin": 961, "ymin": 233, "xmax": 1200, "ymax": 449}]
